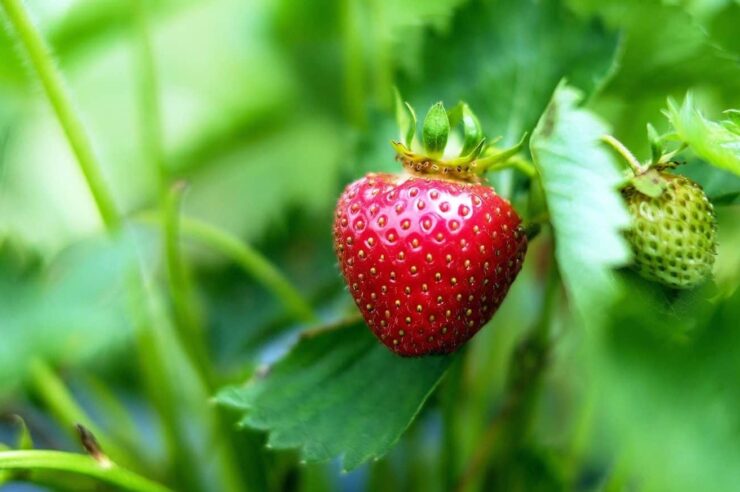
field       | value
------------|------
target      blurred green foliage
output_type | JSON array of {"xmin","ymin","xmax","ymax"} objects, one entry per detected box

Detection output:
[{"xmin": 0, "ymin": 0, "xmax": 738, "ymax": 491}]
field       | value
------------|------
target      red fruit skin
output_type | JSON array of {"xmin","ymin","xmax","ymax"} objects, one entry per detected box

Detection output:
[{"xmin": 333, "ymin": 173, "xmax": 527, "ymax": 356}]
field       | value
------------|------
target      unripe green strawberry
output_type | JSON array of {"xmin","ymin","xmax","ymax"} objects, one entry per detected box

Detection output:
[{"xmin": 622, "ymin": 172, "xmax": 716, "ymax": 289}]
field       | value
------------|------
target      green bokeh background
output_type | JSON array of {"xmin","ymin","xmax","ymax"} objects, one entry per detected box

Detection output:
[{"xmin": 0, "ymin": 0, "xmax": 739, "ymax": 491}]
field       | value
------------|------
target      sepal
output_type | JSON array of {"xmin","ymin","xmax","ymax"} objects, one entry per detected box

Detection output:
[
  {"xmin": 394, "ymin": 88, "xmax": 417, "ymax": 148},
  {"xmin": 476, "ymin": 132, "xmax": 528, "ymax": 172},
  {"xmin": 647, "ymin": 123, "xmax": 662, "ymax": 164},
  {"xmin": 448, "ymin": 102, "xmax": 483, "ymax": 156},
  {"xmin": 631, "ymin": 168, "xmax": 668, "ymax": 198},
  {"xmin": 422, "ymin": 102, "xmax": 450, "ymax": 157}
]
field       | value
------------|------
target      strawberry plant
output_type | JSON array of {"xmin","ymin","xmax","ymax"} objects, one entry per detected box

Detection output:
[{"xmin": 0, "ymin": 0, "xmax": 738, "ymax": 491}]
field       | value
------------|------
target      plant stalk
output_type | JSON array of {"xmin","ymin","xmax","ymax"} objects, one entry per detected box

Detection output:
[
  {"xmin": 136, "ymin": 212, "xmax": 317, "ymax": 324},
  {"xmin": 162, "ymin": 183, "xmax": 212, "ymax": 384},
  {"xmin": 131, "ymin": 0, "xmax": 167, "ymax": 193},
  {"xmin": 341, "ymin": 0, "xmax": 366, "ymax": 126},
  {"xmin": 0, "ymin": 450, "xmax": 172, "ymax": 492},
  {"xmin": 128, "ymin": 7, "xmax": 256, "ymax": 491},
  {"xmin": 27, "ymin": 359, "xmax": 134, "ymax": 469},
  {"xmin": 0, "ymin": 0, "xmax": 121, "ymax": 229},
  {"xmin": 441, "ymin": 352, "xmax": 465, "ymax": 491}
]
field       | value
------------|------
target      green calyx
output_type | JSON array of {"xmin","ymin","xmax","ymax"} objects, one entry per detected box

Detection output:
[
  {"xmin": 392, "ymin": 91, "xmax": 526, "ymax": 182},
  {"xmin": 601, "ymin": 128, "xmax": 689, "ymax": 198}
]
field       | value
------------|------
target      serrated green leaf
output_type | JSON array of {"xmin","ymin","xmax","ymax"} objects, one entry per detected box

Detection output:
[
  {"xmin": 530, "ymin": 83, "xmax": 631, "ymax": 322},
  {"xmin": 216, "ymin": 322, "xmax": 453, "ymax": 470},
  {"xmin": 666, "ymin": 95, "xmax": 740, "ymax": 176}
]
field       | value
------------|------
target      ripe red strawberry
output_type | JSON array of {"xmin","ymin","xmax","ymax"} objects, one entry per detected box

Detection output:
[
  {"xmin": 333, "ymin": 173, "xmax": 527, "ymax": 356},
  {"xmin": 333, "ymin": 100, "xmax": 529, "ymax": 356}
]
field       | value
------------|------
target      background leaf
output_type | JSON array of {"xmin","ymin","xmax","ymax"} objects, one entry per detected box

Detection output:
[
  {"xmin": 680, "ymin": 159, "xmax": 740, "ymax": 205},
  {"xmin": 402, "ymin": 0, "xmax": 620, "ymax": 144},
  {"xmin": 0, "ymin": 232, "xmax": 142, "ymax": 394},
  {"xmin": 217, "ymin": 321, "xmax": 453, "ymax": 470},
  {"xmin": 0, "ymin": 0, "xmax": 314, "ymax": 254},
  {"xmin": 588, "ymin": 272, "xmax": 740, "ymax": 492},
  {"xmin": 574, "ymin": 0, "xmax": 740, "ymax": 155},
  {"xmin": 1, "ymin": 0, "xmax": 739, "ymax": 490}
]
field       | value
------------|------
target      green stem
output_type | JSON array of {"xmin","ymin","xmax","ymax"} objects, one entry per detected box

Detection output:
[
  {"xmin": 163, "ymin": 183, "xmax": 211, "ymax": 384},
  {"xmin": 79, "ymin": 374, "xmax": 143, "ymax": 457},
  {"xmin": 27, "ymin": 359, "xmax": 133, "ymax": 470},
  {"xmin": 602, "ymin": 454, "xmax": 630, "ymax": 492},
  {"xmin": 441, "ymin": 353, "xmax": 465, "ymax": 491},
  {"xmin": 368, "ymin": 0, "xmax": 392, "ymax": 110},
  {"xmin": 456, "ymin": 266, "xmax": 560, "ymax": 492},
  {"xmin": 128, "ymin": 8, "xmax": 253, "ymax": 490},
  {"xmin": 601, "ymin": 134, "xmax": 646, "ymax": 175},
  {"xmin": 128, "ymin": 263, "xmax": 212, "ymax": 492},
  {"xmin": 129, "ymin": 262, "xmax": 250, "ymax": 492},
  {"xmin": 181, "ymin": 216, "xmax": 318, "ymax": 323},
  {"xmin": 137, "ymin": 212, "xmax": 317, "ymax": 324},
  {"xmin": 0, "ymin": 450, "xmax": 171, "ymax": 492},
  {"xmin": 341, "ymin": 0, "xmax": 366, "ymax": 126},
  {"xmin": 130, "ymin": 0, "xmax": 167, "ymax": 192},
  {"xmin": 0, "ymin": 0, "xmax": 121, "ymax": 229}
]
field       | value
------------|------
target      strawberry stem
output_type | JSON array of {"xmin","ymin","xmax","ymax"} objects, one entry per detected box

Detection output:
[{"xmin": 600, "ymin": 134, "xmax": 647, "ymax": 175}]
